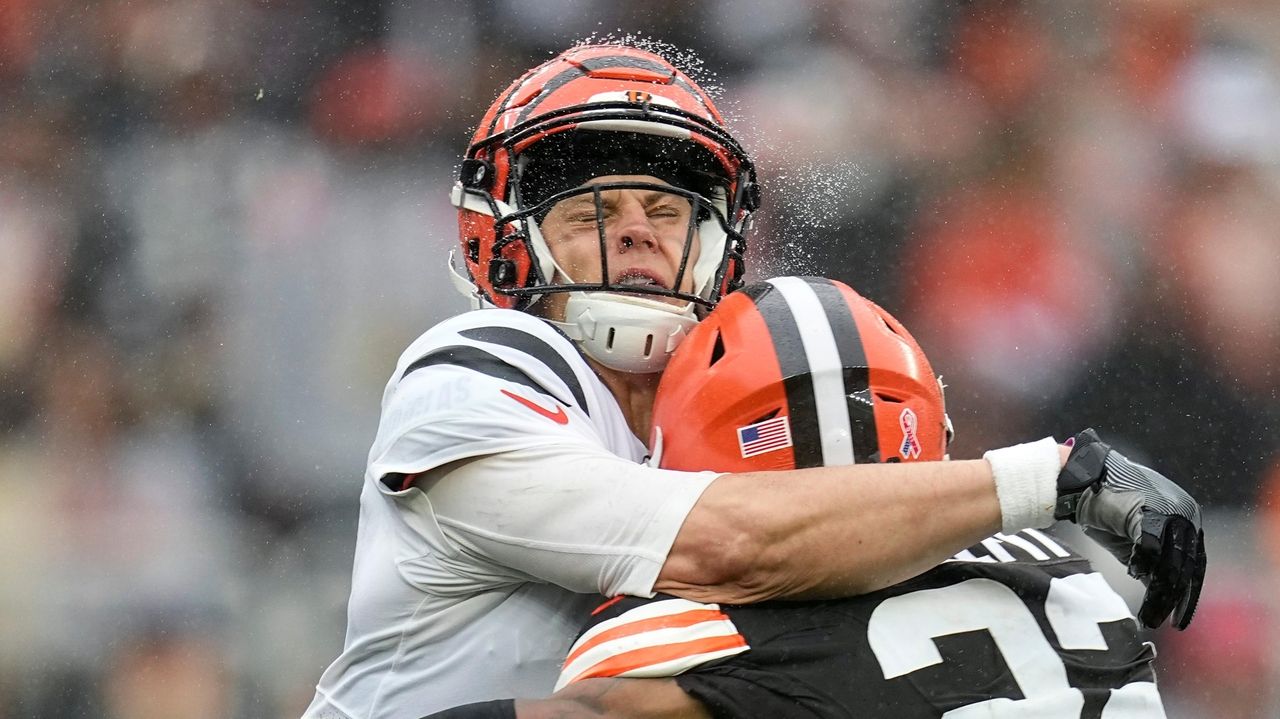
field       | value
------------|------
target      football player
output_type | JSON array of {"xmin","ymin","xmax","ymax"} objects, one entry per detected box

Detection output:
[
  {"xmin": 304, "ymin": 45, "xmax": 1204, "ymax": 719},
  {"xmin": 427, "ymin": 277, "xmax": 1178, "ymax": 719}
]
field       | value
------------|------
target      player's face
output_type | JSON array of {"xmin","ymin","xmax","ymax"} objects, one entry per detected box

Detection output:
[{"xmin": 538, "ymin": 175, "xmax": 700, "ymax": 317}]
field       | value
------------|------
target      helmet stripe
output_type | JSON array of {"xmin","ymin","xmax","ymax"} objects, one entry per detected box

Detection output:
[
  {"xmin": 806, "ymin": 278, "xmax": 880, "ymax": 463},
  {"xmin": 513, "ymin": 53, "xmax": 714, "ymax": 126},
  {"xmin": 765, "ymin": 277, "xmax": 857, "ymax": 467},
  {"xmin": 574, "ymin": 53, "xmax": 715, "ymax": 115},
  {"xmin": 485, "ymin": 65, "xmax": 546, "ymax": 137},
  {"xmin": 514, "ymin": 64, "xmax": 589, "ymax": 125},
  {"xmin": 741, "ymin": 282, "xmax": 823, "ymax": 468}
]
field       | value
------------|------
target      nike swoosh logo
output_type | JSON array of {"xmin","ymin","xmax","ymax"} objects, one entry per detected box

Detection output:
[{"xmin": 501, "ymin": 389, "xmax": 569, "ymax": 425}]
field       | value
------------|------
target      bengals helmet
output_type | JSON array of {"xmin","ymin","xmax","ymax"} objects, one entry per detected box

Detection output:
[
  {"xmin": 651, "ymin": 277, "xmax": 952, "ymax": 472},
  {"xmin": 451, "ymin": 44, "xmax": 759, "ymax": 316}
]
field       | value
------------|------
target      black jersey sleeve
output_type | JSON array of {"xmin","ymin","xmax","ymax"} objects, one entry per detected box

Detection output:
[{"xmin": 675, "ymin": 665, "xmax": 837, "ymax": 719}]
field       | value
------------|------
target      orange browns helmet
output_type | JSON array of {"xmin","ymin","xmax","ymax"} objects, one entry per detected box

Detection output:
[
  {"xmin": 451, "ymin": 43, "xmax": 759, "ymax": 311},
  {"xmin": 651, "ymin": 277, "xmax": 952, "ymax": 473}
]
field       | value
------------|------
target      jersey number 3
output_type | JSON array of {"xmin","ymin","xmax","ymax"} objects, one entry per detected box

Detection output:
[{"xmin": 868, "ymin": 575, "xmax": 1165, "ymax": 718}]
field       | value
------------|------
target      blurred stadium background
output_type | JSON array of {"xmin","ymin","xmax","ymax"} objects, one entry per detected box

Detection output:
[{"xmin": 0, "ymin": 0, "xmax": 1277, "ymax": 716}]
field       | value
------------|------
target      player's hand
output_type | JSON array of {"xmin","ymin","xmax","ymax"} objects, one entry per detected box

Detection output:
[{"xmin": 1054, "ymin": 428, "xmax": 1206, "ymax": 630}]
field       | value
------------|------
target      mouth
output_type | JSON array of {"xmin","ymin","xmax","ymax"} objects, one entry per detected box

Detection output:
[{"xmin": 612, "ymin": 268, "xmax": 669, "ymax": 291}]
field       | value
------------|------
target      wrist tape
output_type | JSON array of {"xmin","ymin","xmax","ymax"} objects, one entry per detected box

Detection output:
[{"xmin": 984, "ymin": 437, "xmax": 1061, "ymax": 532}]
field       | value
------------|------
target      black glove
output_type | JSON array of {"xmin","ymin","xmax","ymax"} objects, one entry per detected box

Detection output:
[{"xmin": 1055, "ymin": 428, "xmax": 1206, "ymax": 630}]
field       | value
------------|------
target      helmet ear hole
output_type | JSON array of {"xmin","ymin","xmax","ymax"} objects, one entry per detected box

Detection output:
[
  {"xmin": 748, "ymin": 408, "xmax": 780, "ymax": 425},
  {"xmin": 709, "ymin": 331, "xmax": 726, "ymax": 366}
]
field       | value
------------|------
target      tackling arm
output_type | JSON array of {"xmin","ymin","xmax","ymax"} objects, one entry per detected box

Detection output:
[
  {"xmin": 657, "ymin": 457, "xmax": 1008, "ymax": 602},
  {"xmin": 662, "ymin": 431, "xmax": 1206, "ymax": 631},
  {"xmin": 421, "ymin": 679, "xmax": 711, "ymax": 719}
]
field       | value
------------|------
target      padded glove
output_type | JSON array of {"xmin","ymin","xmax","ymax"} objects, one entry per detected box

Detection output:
[{"xmin": 1056, "ymin": 428, "xmax": 1206, "ymax": 630}]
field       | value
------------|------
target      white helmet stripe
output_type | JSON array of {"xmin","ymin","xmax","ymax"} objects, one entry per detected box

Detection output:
[{"xmin": 766, "ymin": 277, "xmax": 855, "ymax": 465}]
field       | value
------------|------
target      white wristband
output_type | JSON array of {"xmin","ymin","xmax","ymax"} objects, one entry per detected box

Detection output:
[{"xmin": 984, "ymin": 437, "xmax": 1061, "ymax": 532}]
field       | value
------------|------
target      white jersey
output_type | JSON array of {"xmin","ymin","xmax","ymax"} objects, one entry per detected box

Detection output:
[{"xmin": 303, "ymin": 309, "xmax": 717, "ymax": 719}]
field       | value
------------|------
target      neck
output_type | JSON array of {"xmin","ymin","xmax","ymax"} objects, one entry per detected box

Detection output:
[{"xmin": 587, "ymin": 357, "xmax": 662, "ymax": 442}]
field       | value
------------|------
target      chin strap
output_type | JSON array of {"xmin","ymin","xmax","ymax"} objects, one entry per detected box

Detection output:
[
  {"xmin": 549, "ymin": 292, "xmax": 698, "ymax": 374},
  {"xmin": 647, "ymin": 425, "xmax": 665, "ymax": 467},
  {"xmin": 449, "ymin": 250, "xmax": 513, "ymax": 310}
]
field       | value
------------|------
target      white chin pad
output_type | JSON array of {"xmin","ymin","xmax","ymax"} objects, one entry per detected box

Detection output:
[
  {"xmin": 560, "ymin": 292, "xmax": 698, "ymax": 374},
  {"xmin": 692, "ymin": 214, "xmax": 728, "ymax": 299}
]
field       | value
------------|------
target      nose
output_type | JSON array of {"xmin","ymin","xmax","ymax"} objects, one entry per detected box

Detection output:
[{"xmin": 612, "ymin": 198, "xmax": 658, "ymax": 252}]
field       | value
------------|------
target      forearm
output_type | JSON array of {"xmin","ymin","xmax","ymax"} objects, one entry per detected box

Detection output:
[
  {"xmin": 422, "ymin": 680, "xmax": 709, "ymax": 719},
  {"xmin": 424, "ymin": 698, "xmax": 603, "ymax": 719},
  {"xmin": 521, "ymin": 679, "xmax": 710, "ymax": 719},
  {"xmin": 657, "ymin": 457, "xmax": 1014, "ymax": 602}
]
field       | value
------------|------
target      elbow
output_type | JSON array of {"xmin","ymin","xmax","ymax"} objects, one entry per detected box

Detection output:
[
  {"xmin": 698, "ymin": 524, "xmax": 771, "ymax": 596},
  {"xmin": 723, "ymin": 536, "xmax": 803, "ymax": 603}
]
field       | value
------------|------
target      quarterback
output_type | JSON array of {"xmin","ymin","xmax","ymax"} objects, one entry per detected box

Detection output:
[
  {"xmin": 428, "ymin": 278, "xmax": 1177, "ymax": 718},
  {"xmin": 303, "ymin": 45, "xmax": 1204, "ymax": 719}
]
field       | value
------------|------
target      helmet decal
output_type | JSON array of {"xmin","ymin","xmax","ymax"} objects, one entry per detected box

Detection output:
[
  {"xmin": 898, "ymin": 407, "xmax": 922, "ymax": 460},
  {"xmin": 736, "ymin": 414, "xmax": 794, "ymax": 459}
]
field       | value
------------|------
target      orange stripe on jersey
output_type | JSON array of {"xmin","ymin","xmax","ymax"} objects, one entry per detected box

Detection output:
[
  {"xmin": 566, "ymin": 635, "xmax": 749, "ymax": 685},
  {"xmin": 592, "ymin": 596, "xmax": 626, "ymax": 616},
  {"xmin": 564, "ymin": 609, "xmax": 729, "ymax": 667}
]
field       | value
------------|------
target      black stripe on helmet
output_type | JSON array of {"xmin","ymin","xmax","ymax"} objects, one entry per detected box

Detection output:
[
  {"xmin": 516, "ymin": 52, "xmax": 714, "ymax": 124},
  {"xmin": 485, "ymin": 63, "xmax": 547, "ymax": 137},
  {"xmin": 742, "ymin": 282, "xmax": 823, "ymax": 468},
  {"xmin": 458, "ymin": 326, "xmax": 589, "ymax": 412},
  {"xmin": 575, "ymin": 54, "xmax": 714, "ymax": 115},
  {"xmin": 514, "ymin": 64, "xmax": 587, "ymax": 125},
  {"xmin": 806, "ymin": 278, "xmax": 880, "ymax": 464},
  {"xmin": 576, "ymin": 53, "xmax": 677, "ymax": 79}
]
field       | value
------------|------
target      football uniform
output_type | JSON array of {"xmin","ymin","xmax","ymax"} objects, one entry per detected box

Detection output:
[
  {"xmin": 561, "ymin": 529, "xmax": 1165, "ymax": 719},
  {"xmin": 304, "ymin": 309, "xmax": 718, "ymax": 719}
]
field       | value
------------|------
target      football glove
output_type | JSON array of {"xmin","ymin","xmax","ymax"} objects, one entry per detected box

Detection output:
[{"xmin": 1055, "ymin": 428, "xmax": 1206, "ymax": 630}]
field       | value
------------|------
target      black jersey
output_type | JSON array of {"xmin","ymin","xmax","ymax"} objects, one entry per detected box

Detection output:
[{"xmin": 559, "ymin": 529, "xmax": 1165, "ymax": 718}]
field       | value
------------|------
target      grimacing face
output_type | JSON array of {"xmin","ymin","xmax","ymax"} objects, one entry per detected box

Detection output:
[{"xmin": 536, "ymin": 175, "xmax": 701, "ymax": 318}]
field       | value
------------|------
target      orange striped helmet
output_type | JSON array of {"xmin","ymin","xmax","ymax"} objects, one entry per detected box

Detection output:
[
  {"xmin": 651, "ymin": 277, "xmax": 952, "ymax": 472},
  {"xmin": 452, "ymin": 44, "xmax": 758, "ymax": 311}
]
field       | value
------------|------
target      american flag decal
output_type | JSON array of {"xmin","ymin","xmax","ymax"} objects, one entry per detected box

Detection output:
[{"xmin": 737, "ymin": 415, "xmax": 793, "ymax": 458}]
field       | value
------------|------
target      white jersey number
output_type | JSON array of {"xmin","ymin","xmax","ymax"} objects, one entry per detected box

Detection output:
[{"xmin": 867, "ymin": 575, "xmax": 1164, "ymax": 718}]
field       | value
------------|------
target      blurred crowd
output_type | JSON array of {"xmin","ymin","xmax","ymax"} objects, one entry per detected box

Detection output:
[{"xmin": 0, "ymin": 0, "xmax": 1277, "ymax": 717}]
